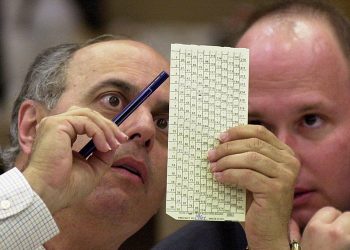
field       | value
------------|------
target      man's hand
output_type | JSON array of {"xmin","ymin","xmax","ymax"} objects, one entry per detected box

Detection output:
[
  {"xmin": 289, "ymin": 207, "xmax": 350, "ymax": 250},
  {"xmin": 23, "ymin": 106, "xmax": 128, "ymax": 214},
  {"xmin": 209, "ymin": 125, "xmax": 300, "ymax": 250}
]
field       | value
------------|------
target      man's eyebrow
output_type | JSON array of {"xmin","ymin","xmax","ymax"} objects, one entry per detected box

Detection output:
[
  {"xmin": 153, "ymin": 101, "xmax": 169, "ymax": 114},
  {"xmin": 85, "ymin": 79, "xmax": 138, "ymax": 98},
  {"xmin": 248, "ymin": 103, "xmax": 326, "ymax": 119},
  {"xmin": 248, "ymin": 111, "xmax": 261, "ymax": 118},
  {"xmin": 298, "ymin": 103, "xmax": 323, "ymax": 113}
]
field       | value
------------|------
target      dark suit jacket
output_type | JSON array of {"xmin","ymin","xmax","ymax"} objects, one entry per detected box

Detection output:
[{"xmin": 153, "ymin": 221, "xmax": 247, "ymax": 250}]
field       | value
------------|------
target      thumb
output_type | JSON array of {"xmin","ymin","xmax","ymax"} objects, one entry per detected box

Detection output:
[
  {"xmin": 289, "ymin": 218, "xmax": 301, "ymax": 242},
  {"xmin": 246, "ymin": 191, "xmax": 253, "ymax": 212},
  {"xmin": 87, "ymin": 149, "xmax": 116, "ymax": 178}
]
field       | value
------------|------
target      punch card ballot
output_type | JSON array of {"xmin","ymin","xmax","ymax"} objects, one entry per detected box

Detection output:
[{"xmin": 167, "ymin": 44, "xmax": 249, "ymax": 221}]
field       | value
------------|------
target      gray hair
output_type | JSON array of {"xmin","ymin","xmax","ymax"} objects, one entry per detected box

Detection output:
[{"xmin": 0, "ymin": 34, "xmax": 123, "ymax": 170}]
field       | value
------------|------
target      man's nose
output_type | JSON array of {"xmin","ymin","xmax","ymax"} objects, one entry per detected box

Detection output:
[
  {"xmin": 275, "ymin": 128, "xmax": 301, "ymax": 157},
  {"xmin": 275, "ymin": 129, "xmax": 296, "ymax": 146},
  {"xmin": 122, "ymin": 107, "xmax": 156, "ymax": 151}
]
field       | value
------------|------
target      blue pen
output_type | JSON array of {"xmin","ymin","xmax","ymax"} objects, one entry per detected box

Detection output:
[{"xmin": 79, "ymin": 71, "xmax": 169, "ymax": 158}]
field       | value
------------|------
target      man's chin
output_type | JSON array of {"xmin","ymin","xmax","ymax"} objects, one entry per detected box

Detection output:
[{"xmin": 291, "ymin": 208, "xmax": 316, "ymax": 230}]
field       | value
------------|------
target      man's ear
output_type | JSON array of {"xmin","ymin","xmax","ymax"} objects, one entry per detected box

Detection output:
[{"xmin": 17, "ymin": 100, "xmax": 48, "ymax": 155}]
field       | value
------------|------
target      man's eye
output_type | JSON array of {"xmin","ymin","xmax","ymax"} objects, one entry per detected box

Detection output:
[
  {"xmin": 100, "ymin": 94, "xmax": 123, "ymax": 109},
  {"xmin": 302, "ymin": 114, "xmax": 322, "ymax": 128},
  {"xmin": 155, "ymin": 117, "xmax": 169, "ymax": 132},
  {"xmin": 108, "ymin": 95, "xmax": 120, "ymax": 106}
]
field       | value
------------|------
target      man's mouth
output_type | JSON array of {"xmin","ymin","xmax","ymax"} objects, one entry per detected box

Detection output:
[
  {"xmin": 116, "ymin": 164, "xmax": 141, "ymax": 178},
  {"xmin": 294, "ymin": 191, "xmax": 307, "ymax": 198},
  {"xmin": 293, "ymin": 188, "xmax": 314, "ymax": 206},
  {"xmin": 111, "ymin": 157, "xmax": 147, "ymax": 184}
]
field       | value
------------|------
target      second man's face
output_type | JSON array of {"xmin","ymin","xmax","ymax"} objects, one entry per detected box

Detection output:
[{"xmin": 238, "ymin": 16, "xmax": 350, "ymax": 229}]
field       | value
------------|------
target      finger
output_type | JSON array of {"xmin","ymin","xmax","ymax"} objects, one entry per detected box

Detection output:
[
  {"xmin": 309, "ymin": 206, "xmax": 341, "ymax": 224},
  {"xmin": 69, "ymin": 107, "xmax": 127, "ymax": 145},
  {"xmin": 289, "ymin": 218, "xmax": 301, "ymax": 242},
  {"xmin": 86, "ymin": 148, "xmax": 116, "ymax": 177},
  {"xmin": 42, "ymin": 114, "xmax": 115, "ymax": 153},
  {"xmin": 208, "ymin": 137, "xmax": 292, "ymax": 164},
  {"xmin": 64, "ymin": 116, "xmax": 113, "ymax": 152},
  {"xmin": 333, "ymin": 211, "xmax": 350, "ymax": 233},
  {"xmin": 210, "ymin": 151, "xmax": 289, "ymax": 178},
  {"xmin": 63, "ymin": 107, "xmax": 128, "ymax": 147},
  {"xmin": 219, "ymin": 125, "xmax": 295, "ymax": 155},
  {"xmin": 213, "ymin": 168, "xmax": 271, "ymax": 193},
  {"xmin": 246, "ymin": 190, "xmax": 253, "ymax": 212}
]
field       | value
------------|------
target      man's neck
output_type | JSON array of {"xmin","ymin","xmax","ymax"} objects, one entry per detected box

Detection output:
[{"xmin": 44, "ymin": 207, "xmax": 129, "ymax": 250}]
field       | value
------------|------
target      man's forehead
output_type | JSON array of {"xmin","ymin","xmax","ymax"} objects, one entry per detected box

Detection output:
[
  {"xmin": 238, "ymin": 16, "xmax": 346, "ymax": 77},
  {"xmin": 248, "ymin": 89, "xmax": 337, "ymax": 116},
  {"xmin": 73, "ymin": 40, "xmax": 148, "ymax": 61},
  {"xmin": 63, "ymin": 39, "xmax": 170, "ymax": 99},
  {"xmin": 66, "ymin": 39, "xmax": 167, "ymax": 75},
  {"xmin": 238, "ymin": 14, "xmax": 332, "ymax": 46},
  {"xmin": 68, "ymin": 39, "xmax": 168, "ymax": 73}
]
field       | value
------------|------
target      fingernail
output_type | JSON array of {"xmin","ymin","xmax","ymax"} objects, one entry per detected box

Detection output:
[
  {"xmin": 118, "ymin": 133, "xmax": 128, "ymax": 143},
  {"xmin": 123, "ymin": 134, "xmax": 129, "ymax": 141},
  {"xmin": 210, "ymin": 162, "xmax": 217, "ymax": 172},
  {"xmin": 208, "ymin": 149, "xmax": 215, "ymax": 161},
  {"xmin": 114, "ymin": 139, "xmax": 120, "ymax": 147},
  {"xmin": 219, "ymin": 132, "xmax": 228, "ymax": 142},
  {"xmin": 213, "ymin": 172, "xmax": 222, "ymax": 181}
]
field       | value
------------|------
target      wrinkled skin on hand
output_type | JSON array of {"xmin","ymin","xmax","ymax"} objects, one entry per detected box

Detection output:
[
  {"xmin": 289, "ymin": 207, "xmax": 350, "ymax": 250},
  {"xmin": 23, "ymin": 106, "xmax": 128, "ymax": 214},
  {"xmin": 209, "ymin": 125, "xmax": 300, "ymax": 250}
]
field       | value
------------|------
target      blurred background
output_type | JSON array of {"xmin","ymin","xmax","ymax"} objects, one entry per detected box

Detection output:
[{"xmin": 1, "ymin": 0, "xmax": 350, "ymax": 249}]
